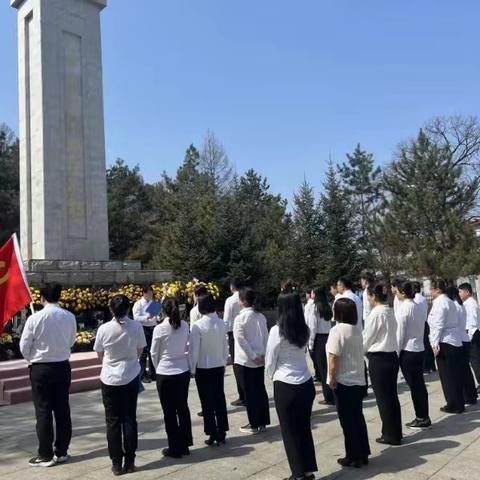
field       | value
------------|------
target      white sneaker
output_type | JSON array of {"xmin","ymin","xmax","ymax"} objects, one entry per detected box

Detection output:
[
  {"xmin": 29, "ymin": 456, "xmax": 56, "ymax": 467},
  {"xmin": 54, "ymin": 454, "xmax": 71, "ymax": 464}
]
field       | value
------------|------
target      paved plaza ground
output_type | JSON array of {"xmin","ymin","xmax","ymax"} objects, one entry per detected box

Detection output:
[{"xmin": 1, "ymin": 364, "xmax": 480, "ymax": 480}]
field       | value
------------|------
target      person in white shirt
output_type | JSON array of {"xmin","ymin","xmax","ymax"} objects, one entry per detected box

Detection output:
[
  {"xmin": 391, "ymin": 278, "xmax": 404, "ymax": 320},
  {"xmin": 189, "ymin": 293, "xmax": 229, "ymax": 446},
  {"xmin": 458, "ymin": 282, "xmax": 480, "ymax": 388},
  {"xmin": 305, "ymin": 286, "xmax": 334, "ymax": 405},
  {"xmin": 363, "ymin": 281, "xmax": 402, "ymax": 446},
  {"xmin": 337, "ymin": 278, "xmax": 363, "ymax": 331},
  {"xmin": 446, "ymin": 285, "xmax": 478, "ymax": 406},
  {"xmin": 151, "ymin": 298, "xmax": 192, "ymax": 458},
  {"xmin": 94, "ymin": 295, "xmax": 147, "ymax": 476},
  {"xmin": 223, "ymin": 278, "xmax": 245, "ymax": 406},
  {"xmin": 189, "ymin": 284, "xmax": 207, "ymax": 327},
  {"xmin": 360, "ymin": 271, "xmax": 375, "ymax": 323},
  {"xmin": 265, "ymin": 291, "xmax": 317, "ymax": 480},
  {"xmin": 395, "ymin": 281, "xmax": 431, "ymax": 429},
  {"xmin": 233, "ymin": 287, "xmax": 270, "ymax": 434},
  {"xmin": 428, "ymin": 278, "xmax": 465, "ymax": 414},
  {"xmin": 327, "ymin": 297, "xmax": 370, "ymax": 469},
  {"xmin": 20, "ymin": 283, "xmax": 77, "ymax": 468},
  {"xmin": 132, "ymin": 285, "xmax": 158, "ymax": 383}
]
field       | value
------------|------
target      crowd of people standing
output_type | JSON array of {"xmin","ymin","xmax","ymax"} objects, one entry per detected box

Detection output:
[{"xmin": 17, "ymin": 272, "xmax": 480, "ymax": 479}]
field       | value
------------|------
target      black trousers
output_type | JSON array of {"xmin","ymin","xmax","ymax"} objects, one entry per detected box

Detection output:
[
  {"xmin": 235, "ymin": 364, "xmax": 270, "ymax": 428},
  {"xmin": 334, "ymin": 383, "xmax": 370, "ymax": 463},
  {"xmin": 101, "ymin": 377, "xmax": 139, "ymax": 465},
  {"xmin": 311, "ymin": 334, "xmax": 334, "ymax": 403},
  {"xmin": 140, "ymin": 326, "xmax": 156, "ymax": 380},
  {"xmin": 195, "ymin": 367, "xmax": 229, "ymax": 437},
  {"xmin": 156, "ymin": 371, "xmax": 193, "ymax": 454},
  {"xmin": 400, "ymin": 350, "xmax": 429, "ymax": 419},
  {"xmin": 470, "ymin": 330, "xmax": 480, "ymax": 386},
  {"xmin": 229, "ymin": 331, "xmax": 245, "ymax": 401},
  {"xmin": 436, "ymin": 342, "xmax": 465, "ymax": 411},
  {"xmin": 367, "ymin": 351, "xmax": 402, "ymax": 443},
  {"xmin": 423, "ymin": 323, "xmax": 436, "ymax": 372},
  {"xmin": 30, "ymin": 361, "xmax": 72, "ymax": 459},
  {"xmin": 462, "ymin": 342, "xmax": 478, "ymax": 404},
  {"xmin": 274, "ymin": 379, "xmax": 317, "ymax": 478}
]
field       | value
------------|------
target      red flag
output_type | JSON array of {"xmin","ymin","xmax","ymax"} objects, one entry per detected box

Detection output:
[{"xmin": 0, "ymin": 234, "xmax": 32, "ymax": 334}]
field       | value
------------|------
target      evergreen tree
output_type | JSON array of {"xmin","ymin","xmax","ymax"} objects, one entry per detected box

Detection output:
[
  {"xmin": 338, "ymin": 144, "xmax": 381, "ymax": 267},
  {"xmin": 318, "ymin": 161, "xmax": 358, "ymax": 285},
  {"xmin": 290, "ymin": 180, "xmax": 322, "ymax": 286},
  {"xmin": 380, "ymin": 129, "xmax": 480, "ymax": 279}
]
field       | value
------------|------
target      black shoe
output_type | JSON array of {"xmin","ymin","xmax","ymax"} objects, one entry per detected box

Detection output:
[
  {"xmin": 216, "ymin": 432, "xmax": 226, "ymax": 445},
  {"xmin": 162, "ymin": 448, "xmax": 182, "ymax": 458},
  {"xmin": 123, "ymin": 460, "xmax": 135, "ymax": 474},
  {"xmin": 141, "ymin": 377, "xmax": 151, "ymax": 384},
  {"xmin": 406, "ymin": 417, "xmax": 432, "ymax": 429},
  {"xmin": 197, "ymin": 411, "xmax": 204, "ymax": 417},
  {"xmin": 318, "ymin": 399, "xmax": 335, "ymax": 406},
  {"xmin": 440, "ymin": 405, "xmax": 464, "ymax": 414},
  {"xmin": 205, "ymin": 436, "xmax": 216, "ymax": 446},
  {"xmin": 231, "ymin": 398, "xmax": 246, "ymax": 407},
  {"xmin": 181, "ymin": 448, "xmax": 190, "ymax": 456},
  {"xmin": 376, "ymin": 436, "xmax": 401, "ymax": 446},
  {"xmin": 337, "ymin": 457, "xmax": 362, "ymax": 468},
  {"xmin": 111, "ymin": 464, "xmax": 123, "ymax": 476}
]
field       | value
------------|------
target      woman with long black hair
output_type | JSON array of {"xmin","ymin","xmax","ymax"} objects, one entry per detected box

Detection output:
[
  {"xmin": 363, "ymin": 281, "xmax": 402, "ymax": 445},
  {"xmin": 151, "ymin": 298, "xmax": 193, "ymax": 458},
  {"xmin": 266, "ymin": 292, "xmax": 317, "ymax": 480},
  {"xmin": 305, "ymin": 286, "xmax": 334, "ymax": 405},
  {"xmin": 94, "ymin": 295, "xmax": 147, "ymax": 476}
]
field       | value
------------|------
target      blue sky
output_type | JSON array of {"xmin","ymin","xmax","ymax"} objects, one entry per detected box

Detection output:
[{"xmin": 0, "ymin": 0, "xmax": 479, "ymax": 203}]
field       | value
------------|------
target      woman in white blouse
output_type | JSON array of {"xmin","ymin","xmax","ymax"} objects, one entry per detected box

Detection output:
[
  {"xmin": 305, "ymin": 286, "xmax": 334, "ymax": 405},
  {"xmin": 364, "ymin": 281, "xmax": 402, "ymax": 445},
  {"xmin": 327, "ymin": 297, "xmax": 370, "ymax": 468},
  {"xmin": 189, "ymin": 293, "xmax": 229, "ymax": 446},
  {"xmin": 265, "ymin": 292, "xmax": 317, "ymax": 480},
  {"xmin": 151, "ymin": 298, "xmax": 192, "ymax": 458},
  {"xmin": 93, "ymin": 295, "xmax": 147, "ymax": 476},
  {"xmin": 396, "ymin": 281, "xmax": 431, "ymax": 429}
]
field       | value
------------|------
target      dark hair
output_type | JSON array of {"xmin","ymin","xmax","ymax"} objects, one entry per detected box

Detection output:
[
  {"xmin": 162, "ymin": 297, "xmax": 181, "ymax": 329},
  {"xmin": 305, "ymin": 285, "xmax": 315, "ymax": 295},
  {"xmin": 431, "ymin": 278, "xmax": 447, "ymax": 293},
  {"xmin": 398, "ymin": 280, "xmax": 415, "ymax": 300},
  {"xmin": 338, "ymin": 278, "xmax": 353, "ymax": 290},
  {"xmin": 194, "ymin": 285, "xmax": 208, "ymax": 297},
  {"xmin": 142, "ymin": 285, "xmax": 153, "ymax": 294},
  {"xmin": 239, "ymin": 287, "xmax": 256, "ymax": 309},
  {"xmin": 313, "ymin": 286, "xmax": 333, "ymax": 321},
  {"xmin": 412, "ymin": 281, "xmax": 422, "ymax": 294},
  {"xmin": 110, "ymin": 295, "xmax": 130, "ymax": 321},
  {"xmin": 458, "ymin": 283, "xmax": 473, "ymax": 295},
  {"xmin": 40, "ymin": 283, "xmax": 62, "ymax": 303},
  {"xmin": 230, "ymin": 278, "xmax": 241, "ymax": 290},
  {"xmin": 445, "ymin": 285, "xmax": 462, "ymax": 305},
  {"xmin": 391, "ymin": 277, "xmax": 405, "ymax": 288},
  {"xmin": 198, "ymin": 293, "xmax": 216, "ymax": 315},
  {"xmin": 281, "ymin": 279, "xmax": 296, "ymax": 294},
  {"xmin": 277, "ymin": 293, "xmax": 309, "ymax": 348},
  {"xmin": 367, "ymin": 281, "xmax": 390, "ymax": 304},
  {"xmin": 360, "ymin": 271, "xmax": 375, "ymax": 284},
  {"xmin": 334, "ymin": 298, "xmax": 358, "ymax": 325}
]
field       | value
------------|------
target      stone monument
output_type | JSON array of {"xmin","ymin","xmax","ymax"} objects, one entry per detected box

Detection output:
[{"xmin": 11, "ymin": 0, "xmax": 109, "ymax": 262}]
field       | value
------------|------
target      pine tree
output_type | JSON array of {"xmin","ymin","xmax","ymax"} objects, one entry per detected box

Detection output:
[
  {"xmin": 338, "ymin": 144, "xmax": 381, "ymax": 267},
  {"xmin": 318, "ymin": 161, "xmax": 358, "ymax": 286},
  {"xmin": 290, "ymin": 180, "xmax": 322, "ymax": 286},
  {"xmin": 380, "ymin": 129, "xmax": 480, "ymax": 279}
]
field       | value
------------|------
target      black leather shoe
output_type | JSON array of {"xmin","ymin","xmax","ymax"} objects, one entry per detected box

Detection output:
[
  {"xmin": 205, "ymin": 436, "xmax": 216, "ymax": 446},
  {"xmin": 162, "ymin": 448, "xmax": 182, "ymax": 458},
  {"xmin": 376, "ymin": 436, "xmax": 401, "ymax": 446},
  {"xmin": 141, "ymin": 377, "xmax": 151, "ymax": 384},
  {"xmin": 337, "ymin": 457, "xmax": 361, "ymax": 468},
  {"xmin": 440, "ymin": 405, "xmax": 464, "ymax": 414},
  {"xmin": 111, "ymin": 464, "xmax": 123, "ymax": 476},
  {"xmin": 231, "ymin": 398, "xmax": 246, "ymax": 407},
  {"xmin": 123, "ymin": 463, "xmax": 135, "ymax": 474}
]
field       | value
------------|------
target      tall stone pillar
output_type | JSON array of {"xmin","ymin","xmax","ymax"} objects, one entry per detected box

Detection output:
[{"xmin": 11, "ymin": 0, "xmax": 110, "ymax": 261}]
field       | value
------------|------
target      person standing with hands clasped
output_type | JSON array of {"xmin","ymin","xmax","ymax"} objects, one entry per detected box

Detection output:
[
  {"xmin": 327, "ymin": 298, "xmax": 370, "ymax": 468},
  {"xmin": 20, "ymin": 283, "xmax": 77, "ymax": 468},
  {"xmin": 94, "ymin": 295, "xmax": 147, "ymax": 476},
  {"xmin": 234, "ymin": 287, "xmax": 271, "ymax": 434},
  {"xmin": 266, "ymin": 291, "xmax": 317, "ymax": 480}
]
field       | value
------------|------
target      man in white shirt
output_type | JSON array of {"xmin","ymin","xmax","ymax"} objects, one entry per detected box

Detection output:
[
  {"xmin": 337, "ymin": 278, "xmax": 363, "ymax": 331},
  {"xmin": 20, "ymin": 283, "xmax": 77, "ymax": 468},
  {"xmin": 133, "ymin": 285, "xmax": 158, "ymax": 383},
  {"xmin": 459, "ymin": 282, "xmax": 480, "ymax": 388},
  {"xmin": 223, "ymin": 279, "xmax": 245, "ymax": 406},
  {"xmin": 360, "ymin": 271, "xmax": 375, "ymax": 323}
]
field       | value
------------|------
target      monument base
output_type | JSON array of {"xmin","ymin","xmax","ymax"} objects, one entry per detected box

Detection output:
[{"xmin": 25, "ymin": 260, "xmax": 172, "ymax": 287}]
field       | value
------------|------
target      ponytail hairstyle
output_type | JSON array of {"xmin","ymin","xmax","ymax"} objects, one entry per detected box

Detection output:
[
  {"xmin": 162, "ymin": 297, "xmax": 181, "ymax": 329},
  {"xmin": 313, "ymin": 286, "xmax": 333, "ymax": 322},
  {"xmin": 109, "ymin": 295, "xmax": 131, "ymax": 324},
  {"xmin": 397, "ymin": 280, "xmax": 415, "ymax": 300},
  {"xmin": 367, "ymin": 280, "xmax": 390, "ymax": 304}
]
